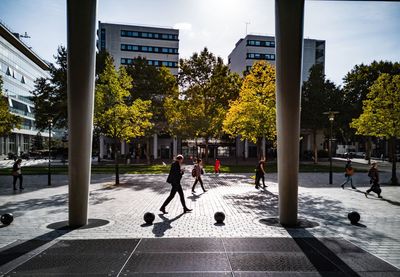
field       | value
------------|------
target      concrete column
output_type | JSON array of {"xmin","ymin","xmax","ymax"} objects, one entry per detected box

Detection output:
[
  {"xmin": 261, "ymin": 136, "xmax": 266, "ymax": 159},
  {"xmin": 121, "ymin": 140, "xmax": 126, "ymax": 155},
  {"xmin": 67, "ymin": 0, "xmax": 97, "ymax": 227},
  {"xmin": 99, "ymin": 135, "xmax": 104, "ymax": 159},
  {"xmin": 244, "ymin": 139, "xmax": 249, "ymax": 159},
  {"xmin": 275, "ymin": 0, "xmax": 305, "ymax": 226},
  {"xmin": 173, "ymin": 136, "xmax": 178, "ymax": 158},
  {"xmin": 153, "ymin": 134, "xmax": 158, "ymax": 159}
]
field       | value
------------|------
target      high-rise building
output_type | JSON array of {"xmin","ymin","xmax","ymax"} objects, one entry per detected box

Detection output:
[
  {"xmin": 97, "ymin": 22, "xmax": 179, "ymax": 75},
  {"xmin": 0, "ymin": 22, "xmax": 50, "ymax": 158},
  {"xmin": 228, "ymin": 34, "xmax": 325, "ymax": 81}
]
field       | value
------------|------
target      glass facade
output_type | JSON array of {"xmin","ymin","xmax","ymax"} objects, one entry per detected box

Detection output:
[
  {"xmin": 247, "ymin": 40, "xmax": 275, "ymax": 47},
  {"xmin": 121, "ymin": 44, "xmax": 178, "ymax": 54},
  {"xmin": 0, "ymin": 24, "xmax": 50, "ymax": 156},
  {"xmin": 121, "ymin": 30, "xmax": 178, "ymax": 41},
  {"xmin": 246, "ymin": 53, "xmax": 275, "ymax": 60},
  {"xmin": 121, "ymin": 58, "xmax": 178, "ymax": 68}
]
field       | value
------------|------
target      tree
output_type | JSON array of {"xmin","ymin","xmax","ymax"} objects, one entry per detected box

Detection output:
[
  {"xmin": 95, "ymin": 56, "xmax": 152, "ymax": 184},
  {"xmin": 31, "ymin": 132, "xmax": 44, "ymax": 151},
  {"xmin": 223, "ymin": 61, "xmax": 276, "ymax": 158},
  {"xmin": 301, "ymin": 64, "xmax": 343, "ymax": 163},
  {"xmin": 0, "ymin": 76, "xmax": 21, "ymax": 136},
  {"xmin": 31, "ymin": 46, "xmax": 67, "ymax": 130},
  {"xmin": 164, "ymin": 47, "xmax": 241, "ymax": 161},
  {"xmin": 32, "ymin": 47, "xmax": 112, "ymax": 130},
  {"xmin": 343, "ymin": 61, "xmax": 400, "ymax": 161},
  {"xmin": 126, "ymin": 57, "xmax": 178, "ymax": 163},
  {"xmin": 351, "ymin": 73, "xmax": 400, "ymax": 185}
]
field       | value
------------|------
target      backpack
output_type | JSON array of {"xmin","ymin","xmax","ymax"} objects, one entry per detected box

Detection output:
[{"xmin": 192, "ymin": 166, "xmax": 197, "ymax": 177}]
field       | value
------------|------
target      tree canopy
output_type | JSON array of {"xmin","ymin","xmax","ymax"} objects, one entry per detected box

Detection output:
[
  {"xmin": 0, "ymin": 76, "xmax": 21, "ymax": 136},
  {"xmin": 223, "ymin": 61, "xmax": 276, "ymax": 144}
]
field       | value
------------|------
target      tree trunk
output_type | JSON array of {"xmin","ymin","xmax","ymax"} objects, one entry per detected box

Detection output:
[
  {"xmin": 313, "ymin": 130, "xmax": 318, "ymax": 164},
  {"xmin": 114, "ymin": 137, "xmax": 119, "ymax": 185},
  {"xmin": 390, "ymin": 136, "xmax": 398, "ymax": 185},
  {"xmin": 365, "ymin": 136, "xmax": 372, "ymax": 164}
]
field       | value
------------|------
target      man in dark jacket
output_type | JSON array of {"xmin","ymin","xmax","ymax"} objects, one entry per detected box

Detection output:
[{"xmin": 160, "ymin": 155, "xmax": 192, "ymax": 214}]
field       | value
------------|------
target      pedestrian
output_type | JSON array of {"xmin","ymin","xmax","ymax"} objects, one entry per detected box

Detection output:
[
  {"xmin": 12, "ymin": 158, "xmax": 24, "ymax": 191},
  {"xmin": 192, "ymin": 158, "xmax": 206, "ymax": 193},
  {"xmin": 214, "ymin": 158, "xmax": 221, "ymax": 175},
  {"xmin": 341, "ymin": 159, "xmax": 356, "ymax": 189},
  {"xmin": 160, "ymin": 155, "xmax": 192, "ymax": 214},
  {"xmin": 255, "ymin": 159, "xmax": 267, "ymax": 189},
  {"xmin": 365, "ymin": 162, "xmax": 382, "ymax": 198}
]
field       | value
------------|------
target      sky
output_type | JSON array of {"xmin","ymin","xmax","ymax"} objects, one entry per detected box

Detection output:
[{"xmin": 1, "ymin": 0, "xmax": 399, "ymax": 85}]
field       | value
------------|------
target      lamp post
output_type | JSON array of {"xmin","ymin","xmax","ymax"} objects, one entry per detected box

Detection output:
[
  {"xmin": 323, "ymin": 111, "xmax": 339, "ymax": 184},
  {"xmin": 48, "ymin": 118, "xmax": 53, "ymax": 186}
]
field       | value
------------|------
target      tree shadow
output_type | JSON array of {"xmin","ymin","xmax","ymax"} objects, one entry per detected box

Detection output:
[{"xmin": 150, "ymin": 213, "xmax": 185, "ymax": 238}]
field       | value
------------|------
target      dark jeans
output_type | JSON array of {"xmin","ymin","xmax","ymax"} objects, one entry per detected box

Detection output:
[
  {"xmin": 192, "ymin": 177, "xmax": 205, "ymax": 192},
  {"xmin": 367, "ymin": 182, "xmax": 381, "ymax": 196},
  {"xmin": 13, "ymin": 174, "xmax": 23, "ymax": 189},
  {"xmin": 255, "ymin": 173, "xmax": 265, "ymax": 188},
  {"xmin": 161, "ymin": 183, "xmax": 187, "ymax": 209}
]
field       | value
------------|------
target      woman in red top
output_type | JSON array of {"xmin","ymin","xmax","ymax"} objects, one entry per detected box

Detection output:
[{"xmin": 214, "ymin": 159, "xmax": 221, "ymax": 174}]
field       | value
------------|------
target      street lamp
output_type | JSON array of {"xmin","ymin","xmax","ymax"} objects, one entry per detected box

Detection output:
[
  {"xmin": 323, "ymin": 110, "xmax": 339, "ymax": 185},
  {"xmin": 48, "ymin": 118, "xmax": 53, "ymax": 186}
]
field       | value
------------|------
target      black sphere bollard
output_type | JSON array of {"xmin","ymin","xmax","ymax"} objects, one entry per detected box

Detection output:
[
  {"xmin": 143, "ymin": 212, "xmax": 155, "ymax": 225},
  {"xmin": 214, "ymin": 212, "xmax": 225, "ymax": 224},
  {"xmin": 348, "ymin": 211, "xmax": 360, "ymax": 225},
  {"xmin": 1, "ymin": 213, "xmax": 14, "ymax": 225}
]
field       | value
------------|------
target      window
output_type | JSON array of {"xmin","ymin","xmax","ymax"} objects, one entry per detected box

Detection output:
[
  {"xmin": 121, "ymin": 58, "xmax": 177, "ymax": 68},
  {"xmin": 247, "ymin": 40, "xmax": 275, "ymax": 47},
  {"xmin": 121, "ymin": 44, "xmax": 178, "ymax": 54},
  {"xmin": 246, "ymin": 53, "xmax": 275, "ymax": 60},
  {"xmin": 121, "ymin": 30, "xmax": 178, "ymax": 40}
]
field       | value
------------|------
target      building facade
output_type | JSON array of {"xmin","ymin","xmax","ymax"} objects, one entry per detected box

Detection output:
[
  {"xmin": 98, "ymin": 22, "xmax": 179, "ymax": 75},
  {"xmin": 228, "ymin": 34, "xmax": 325, "ymax": 81},
  {"xmin": 0, "ymin": 22, "xmax": 50, "ymax": 158}
]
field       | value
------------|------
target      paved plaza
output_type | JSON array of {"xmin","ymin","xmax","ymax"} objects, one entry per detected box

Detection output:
[{"xmin": 1, "ymin": 170, "xmax": 400, "ymax": 274}]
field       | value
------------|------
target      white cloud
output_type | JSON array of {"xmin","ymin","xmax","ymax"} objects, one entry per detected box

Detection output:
[{"xmin": 173, "ymin": 22, "xmax": 192, "ymax": 31}]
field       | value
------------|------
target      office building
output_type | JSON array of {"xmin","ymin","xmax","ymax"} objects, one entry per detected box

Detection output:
[
  {"xmin": 97, "ymin": 22, "xmax": 179, "ymax": 75},
  {"xmin": 228, "ymin": 34, "xmax": 325, "ymax": 81},
  {"xmin": 0, "ymin": 22, "xmax": 50, "ymax": 158}
]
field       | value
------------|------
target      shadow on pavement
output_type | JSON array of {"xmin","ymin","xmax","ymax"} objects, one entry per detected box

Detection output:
[{"xmin": 150, "ymin": 213, "xmax": 185, "ymax": 237}]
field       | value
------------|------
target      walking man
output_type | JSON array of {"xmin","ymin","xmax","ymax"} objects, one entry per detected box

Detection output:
[
  {"xmin": 365, "ymin": 162, "xmax": 382, "ymax": 198},
  {"xmin": 255, "ymin": 159, "xmax": 267, "ymax": 189},
  {"xmin": 341, "ymin": 159, "xmax": 356, "ymax": 189},
  {"xmin": 160, "ymin": 155, "xmax": 192, "ymax": 214},
  {"xmin": 192, "ymin": 158, "xmax": 206, "ymax": 193},
  {"xmin": 12, "ymin": 158, "xmax": 24, "ymax": 191}
]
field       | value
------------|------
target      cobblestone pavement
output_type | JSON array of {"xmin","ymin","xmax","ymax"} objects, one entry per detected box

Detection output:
[{"xmin": 1, "ymin": 171, "xmax": 400, "ymax": 269}]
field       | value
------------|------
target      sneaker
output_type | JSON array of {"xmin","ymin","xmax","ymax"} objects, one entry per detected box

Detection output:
[
  {"xmin": 365, "ymin": 192, "xmax": 368, "ymax": 198},
  {"xmin": 341, "ymin": 185, "xmax": 344, "ymax": 189},
  {"xmin": 159, "ymin": 208, "xmax": 168, "ymax": 214},
  {"xmin": 351, "ymin": 186, "xmax": 356, "ymax": 189},
  {"xmin": 183, "ymin": 208, "xmax": 193, "ymax": 213}
]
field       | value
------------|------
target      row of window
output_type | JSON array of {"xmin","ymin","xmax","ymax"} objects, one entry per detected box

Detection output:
[
  {"xmin": 121, "ymin": 44, "xmax": 178, "ymax": 54},
  {"xmin": 121, "ymin": 30, "xmax": 178, "ymax": 41},
  {"xmin": 247, "ymin": 40, "xmax": 275, "ymax": 47},
  {"xmin": 246, "ymin": 53, "xmax": 275, "ymax": 60},
  {"xmin": 121, "ymin": 58, "xmax": 178, "ymax": 68},
  {"xmin": 100, "ymin": 28, "xmax": 106, "ymax": 51}
]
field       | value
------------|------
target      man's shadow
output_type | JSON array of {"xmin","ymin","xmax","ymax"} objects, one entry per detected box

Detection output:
[
  {"xmin": 150, "ymin": 213, "xmax": 185, "ymax": 237},
  {"xmin": 187, "ymin": 192, "xmax": 204, "ymax": 202}
]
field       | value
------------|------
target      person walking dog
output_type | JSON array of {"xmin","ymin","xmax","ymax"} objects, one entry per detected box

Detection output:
[
  {"xmin": 192, "ymin": 159, "xmax": 206, "ymax": 193},
  {"xmin": 160, "ymin": 155, "xmax": 192, "ymax": 214},
  {"xmin": 365, "ymin": 162, "xmax": 382, "ymax": 198},
  {"xmin": 341, "ymin": 159, "xmax": 356, "ymax": 189},
  {"xmin": 12, "ymin": 158, "xmax": 24, "ymax": 191}
]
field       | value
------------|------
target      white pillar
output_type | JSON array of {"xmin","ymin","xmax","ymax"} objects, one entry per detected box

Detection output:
[
  {"xmin": 262, "ymin": 136, "xmax": 266, "ymax": 159},
  {"xmin": 173, "ymin": 136, "xmax": 178, "ymax": 158},
  {"xmin": 153, "ymin": 134, "xmax": 158, "ymax": 159},
  {"xmin": 121, "ymin": 140, "xmax": 126, "ymax": 155},
  {"xmin": 275, "ymin": 0, "xmax": 305, "ymax": 226},
  {"xmin": 67, "ymin": 0, "xmax": 97, "ymax": 227},
  {"xmin": 244, "ymin": 139, "xmax": 249, "ymax": 159},
  {"xmin": 99, "ymin": 135, "xmax": 104, "ymax": 159}
]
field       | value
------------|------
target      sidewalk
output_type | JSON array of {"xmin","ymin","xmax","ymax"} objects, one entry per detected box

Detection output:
[{"xmin": 1, "ymin": 172, "xmax": 400, "ymax": 269}]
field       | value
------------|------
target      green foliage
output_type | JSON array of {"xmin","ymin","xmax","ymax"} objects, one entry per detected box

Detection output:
[
  {"xmin": 0, "ymin": 76, "xmax": 21, "ymax": 136},
  {"xmin": 351, "ymin": 73, "xmax": 400, "ymax": 138},
  {"xmin": 31, "ymin": 132, "xmax": 44, "ymax": 151},
  {"xmin": 31, "ymin": 46, "xmax": 67, "ymax": 130},
  {"xmin": 342, "ymin": 61, "xmax": 400, "ymax": 139},
  {"xmin": 94, "ymin": 56, "xmax": 153, "ymax": 141},
  {"xmin": 164, "ymin": 47, "xmax": 241, "ymax": 141},
  {"xmin": 125, "ymin": 57, "xmax": 178, "ymax": 133},
  {"xmin": 223, "ymin": 61, "xmax": 276, "ymax": 143}
]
